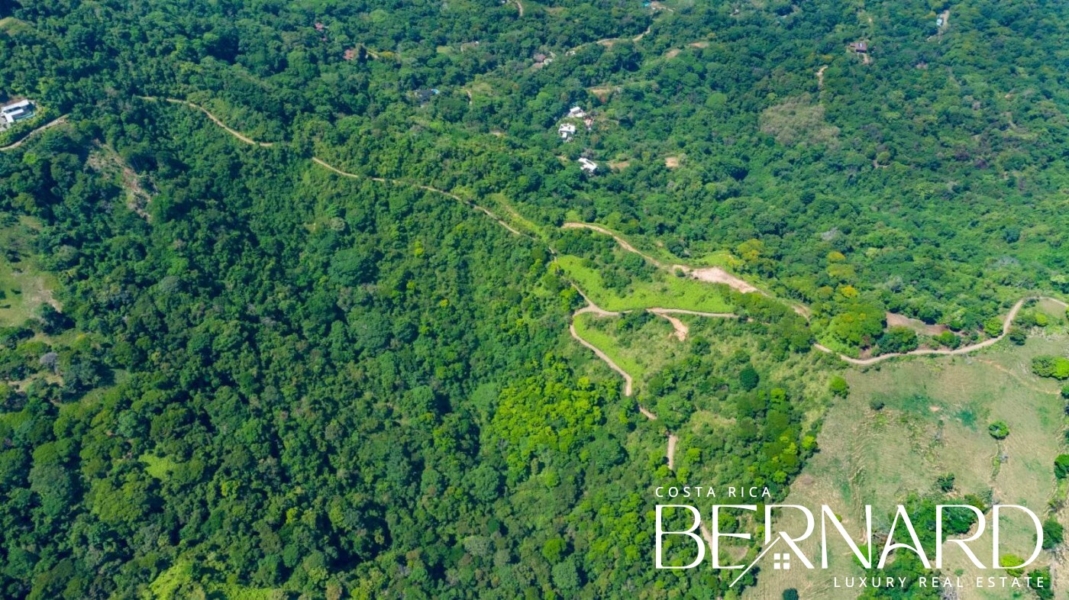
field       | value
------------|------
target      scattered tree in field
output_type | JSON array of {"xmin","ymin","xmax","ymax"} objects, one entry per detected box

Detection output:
[
  {"xmin": 1042, "ymin": 519, "xmax": 1064, "ymax": 550},
  {"xmin": 1055, "ymin": 455, "xmax": 1069, "ymax": 479},
  {"xmin": 829, "ymin": 376, "xmax": 849, "ymax": 397},
  {"xmin": 987, "ymin": 421, "xmax": 1009, "ymax": 440},
  {"xmin": 1033, "ymin": 356, "xmax": 1069, "ymax": 380}
]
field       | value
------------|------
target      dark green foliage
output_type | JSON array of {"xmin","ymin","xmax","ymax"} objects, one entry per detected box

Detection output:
[
  {"xmin": 1056, "ymin": 455, "xmax": 1069, "ymax": 480},
  {"xmin": 987, "ymin": 421, "xmax": 1009, "ymax": 440},
  {"xmin": 782, "ymin": 589, "xmax": 799, "ymax": 600},
  {"xmin": 877, "ymin": 326, "xmax": 918, "ymax": 354},
  {"xmin": 1041, "ymin": 519, "xmax": 1063, "ymax": 550},
  {"xmin": 739, "ymin": 365, "xmax": 760, "ymax": 391},
  {"xmin": 936, "ymin": 473, "xmax": 954, "ymax": 493}
]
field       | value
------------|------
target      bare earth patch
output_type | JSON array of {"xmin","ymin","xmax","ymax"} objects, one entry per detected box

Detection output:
[
  {"xmin": 687, "ymin": 267, "xmax": 758, "ymax": 293},
  {"xmin": 664, "ymin": 156, "xmax": 681, "ymax": 169},
  {"xmin": 885, "ymin": 311, "xmax": 946, "ymax": 336},
  {"xmin": 656, "ymin": 312, "xmax": 688, "ymax": 341}
]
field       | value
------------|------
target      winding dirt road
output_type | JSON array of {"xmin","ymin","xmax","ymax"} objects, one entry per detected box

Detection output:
[
  {"xmin": 145, "ymin": 97, "xmax": 525, "ymax": 237},
  {"xmin": 145, "ymin": 94, "xmax": 1069, "ymax": 375},
  {"xmin": 0, "ymin": 115, "xmax": 69, "ymax": 151},
  {"xmin": 667, "ymin": 434, "xmax": 678, "ymax": 470},
  {"xmin": 138, "ymin": 96, "xmax": 274, "ymax": 147},
  {"xmin": 815, "ymin": 296, "xmax": 1067, "ymax": 366}
]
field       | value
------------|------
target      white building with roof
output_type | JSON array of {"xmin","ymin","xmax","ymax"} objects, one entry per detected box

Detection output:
[
  {"xmin": 578, "ymin": 157, "xmax": 597, "ymax": 173},
  {"xmin": 558, "ymin": 123, "xmax": 576, "ymax": 139},
  {"xmin": 1, "ymin": 100, "xmax": 34, "ymax": 125}
]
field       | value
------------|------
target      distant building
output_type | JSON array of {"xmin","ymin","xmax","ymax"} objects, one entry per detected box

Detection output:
[
  {"xmin": 558, "ymin": 123, "xmax": 576, "ymax": 139},
  {"xmin": 413, "ymin": 89, "xmax": 440, "ymax": 103},
  {"xmin": 578, "ymin": 157, "xmax": 597, "ymax": 173},
  {"xmin": 1, "ymin": 99, "xmax": 34, "ymax": 125},
  {"xmin": 849, "ymin": 41, "xmax": 868, "ymax": 53},
  {"xmin": 568, "ymin": 106, "xmax": 586, "ymax": 118}
]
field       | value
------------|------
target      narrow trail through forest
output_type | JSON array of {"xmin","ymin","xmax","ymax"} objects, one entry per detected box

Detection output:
[
  {"xmin": 666, "ymin": 434, "xmax": 678, "ymax": 470},
  {"xmin": 136, "ymin": 98, "xmax": 526, "ymax": 236},
  {"xmin": 0, "ymin": 115, "xmax": 68, "ymax": 151}
]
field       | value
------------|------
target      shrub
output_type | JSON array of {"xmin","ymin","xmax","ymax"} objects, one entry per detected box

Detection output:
[
  {"xmin": 1033, "ymin": 356, "xmax": 1069, "ymax": 380},
  {"xmin": 1062, "ymin": 385, "xmax": 1069, "ymax": 400},
  {"xmin": 983, "ymin": 317, "xmax": 1003, "ymax": 337},
  {"xmin": 829, "ymin": 376, "xmax": 849, "ymax": 397},
  {"xmin": 1007, "ymin": 327, "xmax": 1026, "ymax": 345},
  {"xmin": 782, "ymin": 589, "xmax": 799, "ymax": 600},
  {"xmin": 988, "ymin": 421, "xmax": 1009, "ymax": 440},
  {"xmin": 868, "ymin": 398, "xmax": 885, "ymax": 411},
  {"xmin": 937, "ymin": 473, "xmax": 955, "ymax": 492},
  {"xmin": 1042, "ymin": 519, "xmax": 1064, "ymax": 550},
  {"xmin": 1055, "ymin": 455, "xmax": 1069, "ymax": 480},
  {"xmin": 739, "ymin": 366, "xmax": 760, "ymax": 391}
]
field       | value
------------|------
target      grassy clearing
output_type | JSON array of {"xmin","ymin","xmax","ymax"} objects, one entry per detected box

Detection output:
[
  {"xmin": 573, "ymin": 312, "xmax": 648, "ymax": 383},
  {"xmin": 0, "ymin": 216, "xmax": 58, "ymax": 327},
  {"xmin": 747, "ymin": 335, "xmax": 1068, "ymax": 600},
  {"xmin": 140, "ymin": 454, "xmax": 179, "ymax": 481},
  {"xmin": 555, "ymin": 255, "xmax": 732, "ymax": 312}
]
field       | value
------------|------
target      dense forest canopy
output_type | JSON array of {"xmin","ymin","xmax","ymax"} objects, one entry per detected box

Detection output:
[{"xmin": 0, "ymin": 0, "xmax": 1067, "ymax": 598}]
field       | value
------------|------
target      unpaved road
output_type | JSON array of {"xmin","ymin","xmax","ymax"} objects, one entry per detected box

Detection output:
[
  {"xmin": 138, "ymin": 96, "xmax": 274, "ymax": 147},
  {"xmin": 667, "ymin": 434, "xmax": 678, "ymax": 469},
  {"xmin": 658, "ymin": 313, "xmax": 688, "ymax": 341},
  {"xmin": 815, "ymin": 296, "xmax": 1065, "ymax": 366},
  {"xmin": 562, "ymin": 222, "xmax": 767, "ymax": 295},
  {"xmin": 0, "ymin": 115, "xmax": 68, "ymax": 151},
  {"xmin": 570, "ymin": 309, "xmax": 633, "ymax": 397}
]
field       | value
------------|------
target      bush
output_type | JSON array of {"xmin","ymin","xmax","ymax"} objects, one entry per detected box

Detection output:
[
  {"xmin": 868, "ymin": 398, "xmax": 885, "ymax": 411},
  {"xmin": 1033, "ymin": 356, "xmax": 1069, "ymax": 380},
  {"xmin": 1007, "ymin": 327, "xmax": 1026, "ymax": 345},
  {"xmin": 1055, "ymin": 455, "xmax": 1069, "ymax": 480},
  {"xmin": 935, "ymin": 331, "xmax": 961, "ymax": 349},
  {"xmin": 739, "ymin": 366, "xmax": 760, "ymax": 391},
  {"xmin": 1042, "ymin": 519, "xmax": 1064, "ymax": 550},
  {"xmin": 1062, "ymin": 385, "xmax": 1069, "ymax": 400},
  {"xmin": 937, "ymin": 473, "xmax": 955, "ymax": 492},
  {"xmin": 782, "ymin": 589, "xmax": 799, "ymax": 600},
  {"xmin": 988, "ymin": 421, "xmax": 1009, "ymax": 440},
  {"xmin": 829, "ymin": 376, "xmax": 849, "ymax": 397},
  {"xmin": 983, "ymin": 317, "xmax": 1004, "ymax": 337}
]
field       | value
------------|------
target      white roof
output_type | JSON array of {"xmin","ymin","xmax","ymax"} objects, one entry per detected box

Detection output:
[
  {"xmin": 578, "ymin": 157, "xmax": 597, "ymax": 172},
  {"xmin": 558, "ymin": 123, "xmax": 576, "ymax": 132},
  {"xmin": 1, "ymin": 100, "xmax": 32, "ymax": 114}
]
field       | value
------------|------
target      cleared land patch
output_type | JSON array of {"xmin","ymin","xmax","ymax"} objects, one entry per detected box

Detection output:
[
  {"xmin": 554, "ymin": 255, "xmax": 733, "ymax": 313},
  {"xmin": 747, "ymin": 335, "xmax": 1068, "ymax": 600}
]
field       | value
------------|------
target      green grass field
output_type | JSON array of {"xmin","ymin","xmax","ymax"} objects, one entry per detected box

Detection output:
[
  {"xmin": 572, "ymin": 312, "xmax": 649, "ymax": 383},
  {"xmin": 555, "ymin": 255, "xmax": 733, "ymax": 313}
]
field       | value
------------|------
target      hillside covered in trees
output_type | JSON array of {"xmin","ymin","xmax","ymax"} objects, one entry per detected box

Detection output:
[{"xmin": 1, "ymin": 0, "xmax": 1068, "ymax": 597}]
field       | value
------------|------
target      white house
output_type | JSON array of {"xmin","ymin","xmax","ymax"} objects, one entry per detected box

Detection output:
[
  {"xmin": 578, "ymin": 157, "xmax": 597, "ymax": 173},
  {"xmin": 1, "ymin": 99, "xmax": 34, "ymax": 125},
  {"xmin": 558, "ymin": 123, "xmax": 576, "ymax": 139},
  {"xmin": 567, "ymin": 106, "xmax": 586, "ymax": 119}
]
